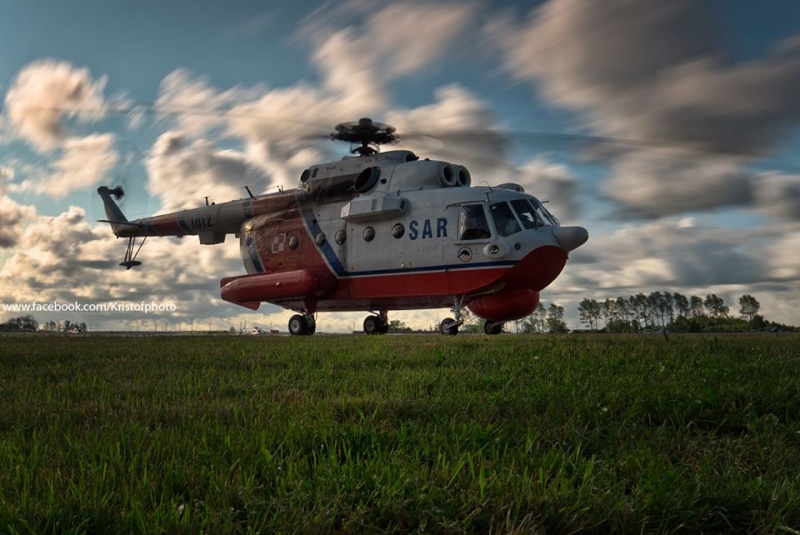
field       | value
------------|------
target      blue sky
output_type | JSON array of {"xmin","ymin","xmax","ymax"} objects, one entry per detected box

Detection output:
[{"xmin": 2, "ymin": 0, "xmax": 800, "ymax": 331}]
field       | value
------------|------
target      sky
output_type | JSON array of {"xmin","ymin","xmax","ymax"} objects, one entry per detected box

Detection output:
[{"xmin": 1, "ymin": 0, "xmax": 800, "ymax": 332}]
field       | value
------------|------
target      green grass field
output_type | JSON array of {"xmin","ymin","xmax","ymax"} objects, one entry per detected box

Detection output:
[{"xmin": 1, "ymin": 333, "xmax": 799, "ymax": 534}]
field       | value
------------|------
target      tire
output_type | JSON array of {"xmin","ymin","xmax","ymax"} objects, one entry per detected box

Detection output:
[
  {"xmin": 439, "ymin": 318, "xmax": 458, "ymax": 336},
  {"xmin": 289, "ymin": 314, "xmax": 307, "ymax": 336},
  {"xmin": 484, "ymin": 321, "xmax": 504, "ymax": 335},
  {"xmin": 363, "ymin": 315, "xmax": 381, "ymax": 335}
]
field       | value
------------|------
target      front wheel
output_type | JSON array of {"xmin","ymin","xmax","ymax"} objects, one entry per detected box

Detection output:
[{"xmin": 440, "ymin": 318, "xmax": 458, "ymax": 336}]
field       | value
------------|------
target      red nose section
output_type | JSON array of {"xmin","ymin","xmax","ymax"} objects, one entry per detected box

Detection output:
[
  {"xmin": 467, "ymin": 245, "xmax": 567, "ymax": 321},
  {"xmin": 503, "ymin": 245, "xmax": 568, "ymax": 291}
]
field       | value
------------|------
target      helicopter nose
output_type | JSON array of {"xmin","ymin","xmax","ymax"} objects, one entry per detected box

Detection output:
[{"xmin": 553, "ymin": 226, "xmax": 589, "ymax": 253}]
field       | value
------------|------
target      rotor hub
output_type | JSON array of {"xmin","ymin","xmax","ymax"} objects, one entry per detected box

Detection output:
[{"xmin": 332, "ymin": 117, "xmax": 397, "ymax": 155}]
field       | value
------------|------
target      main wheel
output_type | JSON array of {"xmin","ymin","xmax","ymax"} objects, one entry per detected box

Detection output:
[
  {"xmin": 439, "ymin": 317, "xmax": 458, "ymax": 336},
  {"xmin": 484, "ymin": 321, "xmax": 504, "ymax": 335},
  {"xmin": 289, "ymin": 314, "xmax": 308, "ymax": 336},
  {"xmin": 363, "ymin": 315, "xmax": 381, "ymax": 335}
]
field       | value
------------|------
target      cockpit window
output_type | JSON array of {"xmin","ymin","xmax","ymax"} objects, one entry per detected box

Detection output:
[
  {"xmin": 534, "ymin": 200, "xmax": 560, "ymax": 227},
  {"xmin": 511, "ymin": 199, "xmax": 545, "ymax": 229},
  {"xmin": 490, "ymin": 202, "xmax": 521, "ymax": 236},
  {"xmin": 459, "ymin": 204, "xmax": 491, "ymax": 240}
]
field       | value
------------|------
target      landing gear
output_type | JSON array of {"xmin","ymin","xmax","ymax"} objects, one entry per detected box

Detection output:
[
  {"xmin": 484, "ymin": 320, "xmax": 504, "ymax": 335},
  {"xmin": 288, "ymin": 314, "xmax": 316, "ymax": 336},
  {"xmin": 439, "ymin": 296, "xmax": 466, "ymax": 336},
  {"xmin": 440, "ymin": 318, "xmax": 459, "ymax": 335},
  {"xmin": 120, "ymin": 236, "xmax": 146, "ymax": 270},
  {"xmin": 363, "ymin": 311, "xmax": 389, "ymax": 335}
]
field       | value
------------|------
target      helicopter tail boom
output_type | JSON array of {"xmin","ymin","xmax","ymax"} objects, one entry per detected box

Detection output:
[{"xmin": 97, "ymin": 186, "xmax": 136, "ymax": 236}]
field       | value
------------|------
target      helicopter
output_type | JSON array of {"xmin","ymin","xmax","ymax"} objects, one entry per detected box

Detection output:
[{"xmin": 98, "ymin": 117, "xmax": 588, "ymax": 335}]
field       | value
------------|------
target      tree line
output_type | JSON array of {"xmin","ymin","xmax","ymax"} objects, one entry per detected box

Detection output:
[
  {"xmin": 574, "ymin": 292, "xmax": 793, "ymax": 333},
  {"xmin": 0, "ymin": 315, "xmax": 88, "ymax": 333}
]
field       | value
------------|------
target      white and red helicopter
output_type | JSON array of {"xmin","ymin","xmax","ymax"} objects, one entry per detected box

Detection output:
[{"xmin": 98, "ymin": 118, "xmax": 588, "ymax": 335}]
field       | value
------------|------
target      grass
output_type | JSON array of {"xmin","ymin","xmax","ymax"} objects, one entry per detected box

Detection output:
[{"xmin": 0, "ymin": 333, "xmax": 799, "ymax": 533}]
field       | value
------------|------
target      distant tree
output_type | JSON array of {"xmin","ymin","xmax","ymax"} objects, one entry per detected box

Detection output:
[
  {"xmin": 673, "ymin": 292, "xmax": 690, "ymax": 319},
  {"xmin": 546, "ymin": 303, "xmax": 568, "ymax": 333},
  {"xmin": 388, "ymin": 320, "xmax": 412, "ymax": 332},
  {"xmin": 533, "ymin": 302, "xmax": 547, "ymax": 333},
  {"xmin": 647, "ymin": 292, "xmax": 661, "ymax": 326},
  {"xmin": 690, "ymin": 295, "xmax": 705, "ymax": 318},
  {"xmin": 631, "ymin": 293, "xmax": 653, "ymax": 328},
  {"xmin": 704, "ymin": 294, "xmax": 729, "ymax": 318},
  {"xmin": 738, "ymin": 294, "xmax": 760, "ymax": 321},
  {"xmin": 615, "ymin": 297, "xmax": 631, "ymax": 322},
  {"xmin": 0, "ymin": 315, "xmax": 38, "ymax": 332},
  {"xmin": 663, "ymin": 292, "xmax": 675, "ymax": 324},
  {"xmin": 601, "ymin": 298, "xmax": 616, "ymax": 328},
  {"xmin": 578, "ymin": 298, "xmax": 601, "ymax": 330}
]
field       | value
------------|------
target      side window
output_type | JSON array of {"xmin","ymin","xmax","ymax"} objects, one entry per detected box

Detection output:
[
  {"xmin": 459, "ymin": 204, "xmax": 491, "ymax": 240},
  {"xmin": 511, "ymin": 199, "xmax": 545, "ymax": 229},
  {"xmin": 490, "ymin": 202, "xmax": 521, "ymax": 236}
]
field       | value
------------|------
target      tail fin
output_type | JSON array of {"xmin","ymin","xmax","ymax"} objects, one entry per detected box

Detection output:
[{"xmin": 97, "ymin": 186, "xmax": 130, "ymax": 236}]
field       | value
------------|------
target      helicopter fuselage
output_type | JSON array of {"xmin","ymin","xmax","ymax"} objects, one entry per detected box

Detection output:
[{"xmin": 99, "ymin": 149, "xmax": 588, "ymax": 333}]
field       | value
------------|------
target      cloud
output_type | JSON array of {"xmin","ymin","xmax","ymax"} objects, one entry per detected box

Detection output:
[
  {"xmin": 12, "ymin": 134, "xmax": 118, "ymax": 199},
  {"xmin": 560, "ymin": 219, "xmax": 772, "ymax": 294},
  {"xmin": 0, "ymin": 204, "xmax": 249, "ymax": 326},
  {"xmin": 303, "ymin": 0, "xmax": 479, "ymax": 81},
  {"xmin": 4, "ymin": 60, "xmax": 108, "ymax": 151},
  {"xmin": 515, "ymin": 159, "xmax": 579, "ymax": 220},
  {"xmin": 753, "ymin": 172, "xmax": 800, "ymax": 221},
  {"xmin": 486, "ymin": 0, "xmax": 800, "ymax": 217},
  {"xmin": 601, "ymin": 149, "xmax": 753, "ymax": 218},
  {"xmin": 146, "ymin": 131, "xmax": 271, "ymax": 211},
  {"xmin": 0, "ymin": 195, "xmax": 36, "ymax": 248},
  {"xmin": 385, "ymin": 85, "xmax": 507, "ymax": 173},
  {"xmin": 765, "ymin": 230, "xmax": 800, "ymax": 280}
]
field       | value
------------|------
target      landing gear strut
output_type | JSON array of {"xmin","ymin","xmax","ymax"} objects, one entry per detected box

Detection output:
[
  {"xmin": 120, "ymin": 236, "xmax": 146, "ymax": 270},
  {"xmin": 439, "ymin": 296, "xmax": 465, "ymax": 335},
  {"xmin": 363, "ymin": 311, "xmax": 389, "ymax": 335},
  {"xmin": 288, "ymin": 314, "xmax": 316, "ymax": 336}
]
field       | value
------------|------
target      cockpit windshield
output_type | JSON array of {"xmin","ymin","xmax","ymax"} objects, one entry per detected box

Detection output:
[
  {"xmin": 490, "ymin": 202, "xmax": 521, "ymax": 236},
  {"xmin": 522, "ymin": 198, "xmax": 560, "ymax": 227},
  {"xmin": 510, "ymin": 199, "xmax": 545, "ymax": 229}
]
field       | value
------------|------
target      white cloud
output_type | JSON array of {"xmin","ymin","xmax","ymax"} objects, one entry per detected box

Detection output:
[
  {"xmin": 13, "ymin": 133, "xmax": 118, "ymax": 198},
  {"xmin": 4, "ymin": 60, "xmax": 108, "ymax": 151},
  {"xmin": 303, "ymin": 0, "xmax": 479, "ymax": 82},
  {"xmin": 0, "ymin": 195, "xmax": 36, "ymax": 248},
  {"xmin": 0, "ymin": 205, "xmax": 251, "ymax": 327},
  {"xmin": 146, "ymin": 131, "xmax": 271, "ymax": 211},
  {"xmin": 515, "ymin": 159, "xmax": 579, "ymax": 219},
  {"xmin": 486, "ymin": 0, "xmax": 800, "ymax": 218}
]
